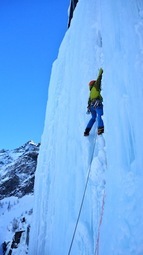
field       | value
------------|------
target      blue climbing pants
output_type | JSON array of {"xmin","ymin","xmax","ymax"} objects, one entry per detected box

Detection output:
[{"xmin": 86, "ymin": 105, "xmax": 104, "ymax": 130}]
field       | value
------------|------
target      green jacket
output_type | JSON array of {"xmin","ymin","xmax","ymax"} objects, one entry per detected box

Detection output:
[{"xmin": 88, "ymin": 68, "xmax": 103, "ymax": 105}]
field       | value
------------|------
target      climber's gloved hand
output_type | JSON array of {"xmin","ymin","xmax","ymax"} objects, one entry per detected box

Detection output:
[{"xmin": 99, "ymin": 68, "xmax": 103, "ymax": 75}]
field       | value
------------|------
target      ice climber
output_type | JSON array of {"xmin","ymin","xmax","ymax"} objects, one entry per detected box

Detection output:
[{"xmin": 84, "ymin": 68, "xmax": 104, "ymax": 136}]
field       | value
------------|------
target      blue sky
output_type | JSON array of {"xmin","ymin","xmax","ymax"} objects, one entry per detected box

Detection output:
[{"xmin": 0, "ymin": 0, "xmax": 69, "ymax": 149}]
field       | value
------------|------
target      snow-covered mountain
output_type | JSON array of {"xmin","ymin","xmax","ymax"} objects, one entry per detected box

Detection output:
[
  {"xmin": 0, "ymin": 141, "xmax": 39, "ymax": 255},
  {"xmin": 0, "ymin": 141, "xmax": 39, "ymax": 200},
  {"xmin": 27, "ymin": 0, "xmax": 143, "ymax": 255}
]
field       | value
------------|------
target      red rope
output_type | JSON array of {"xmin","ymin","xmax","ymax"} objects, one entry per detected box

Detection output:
[{"xmin": 94, "ymin": 190, "xmax": 106, "ymax": 255}]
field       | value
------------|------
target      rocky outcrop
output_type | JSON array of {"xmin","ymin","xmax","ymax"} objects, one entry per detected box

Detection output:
[
  {"xmin": 68, "ymin": 0, "xmax": 79, "ymax": 27},
  {"xmin": 0, "ymin": 141, "xmax": 40, "ymax": 200},
  {"xmin": 2, "ymin": 230, "xmax": 26, "ymax": 255}
]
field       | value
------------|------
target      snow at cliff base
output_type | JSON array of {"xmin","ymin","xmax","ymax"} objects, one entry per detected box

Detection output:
[{"xmin": 29, "ymin": 0, "xmax": 143, "ymax": 254}]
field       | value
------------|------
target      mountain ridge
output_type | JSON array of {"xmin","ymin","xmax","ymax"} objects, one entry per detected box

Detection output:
[
  {"xmin": 0, "ymin": 141, "xmax": 40, "ymax": 200},
  {"xmin": 0, "ymin": 140, "xmax": 39, "ymax": 255}
]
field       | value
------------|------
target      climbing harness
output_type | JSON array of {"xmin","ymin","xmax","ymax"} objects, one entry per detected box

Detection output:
[{"xmin": 67, "ymin": 138, "xmax": 96, "ymax": 255}]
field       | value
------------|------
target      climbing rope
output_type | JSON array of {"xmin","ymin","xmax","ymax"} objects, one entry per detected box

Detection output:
[
  {"xmin": 67, "ymin": 138, "xmax": 96, "ymax": 255},
  {"xmin": 94, "ymin": 190, "xmax": 106, "ymax": 255}
]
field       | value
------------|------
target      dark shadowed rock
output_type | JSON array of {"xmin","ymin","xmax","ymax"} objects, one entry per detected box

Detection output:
[{"xmin": 0, "ymin": 141, "xmax": 40, "ymax": 199}]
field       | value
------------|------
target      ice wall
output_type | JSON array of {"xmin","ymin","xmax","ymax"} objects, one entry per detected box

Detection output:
[
  {"xmin": 29, "ymin": 0, "xmax": 143, "ymax": 254},
  {"xmin": 100, "ymin": 1, "xmax": 143, "ymax": 254}
]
